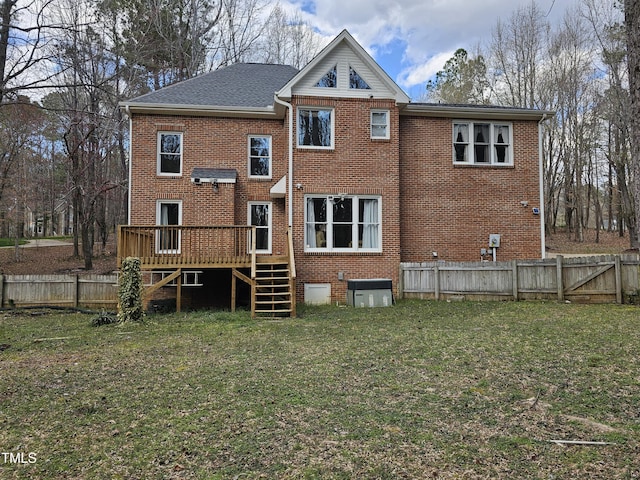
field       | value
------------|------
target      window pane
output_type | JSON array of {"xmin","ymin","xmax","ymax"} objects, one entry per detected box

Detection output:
[
  {"xmin": 298, "ymin": 109, "xmax": 332, "ymax": 147},
  {"xmin": 160, "ymin": 154, "xmax": 181, "ymax": 173},
  {"xmin": 474, "ymin": 124, "xmax": 490, "ymax": 163},
  {"xmin": 359, "ymin": 199, "xmax": 379, "ymax": 248},
  {"xmin": 372, "ymin": 111, "xmax": 386, "ymax": 124},
  {"xmin": 250, "ymin": 137, "xmax": 270, "ymax": 156},
  {"xmin": 250, "ymin": 204, "xmax": 268, "ymax": 226},
  {"xmin": 160, "ymin": 134, "xmax": 181, "ymax": 154},
  {"xmin": 333, "ymin": 198, "xmax": 352, "ymax": 222},
  {"xmin": 306, "ymin": 198, "xmax": 327, "ymax": 248},
  {"xmin": 316, "ymin": 66, "xmax": 337, "ymax": 87},
  {"xmin": 494, "ymin": 125, "xmax": 509, "ymax": 163},
  {"xmin": 453, "ymin": 124, "xmax": 468, "ymax": 162},
  {"xmin": 333, "ymin": 198, "xmax": 352, "ymax": 248},
  {"xmin": 350, "ymin": 67, "xmax": 371, "ymax": 89},
  {"xmin": 159, "ymin": 202, "xmax": 180, "ymax": 252},
  {"xmin": 255, "ymin": 228, "xmax": 268, "ymax": 251},
  {"xmin": 250, "ymin": 158, "xmax": 268, "ymax": 176},
  {"xmin": 333, "ymin": 224, "xmax": 352, "ymax": 248},
  {"xmin": 454, "ymin": 124, "xmax": 468, "ymax": 141}
]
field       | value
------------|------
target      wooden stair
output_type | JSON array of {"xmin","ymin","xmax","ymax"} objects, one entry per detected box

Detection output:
[{"xmin": 253, "ymin": 257, "xmax": 295, "ymax": 317}]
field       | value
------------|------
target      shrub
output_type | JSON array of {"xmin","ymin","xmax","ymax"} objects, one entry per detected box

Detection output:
[{"xmin": 117, "ymin": 257, "xmax": 145, "ymax": 323}]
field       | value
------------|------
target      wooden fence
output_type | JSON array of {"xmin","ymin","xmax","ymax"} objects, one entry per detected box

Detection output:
[
  {"xmin": 0, "ymin": 274, "xmax": 118, "ymax": 309},
  {"xmin": 399, "ymin": 255, "xmax": 640, "ymax": 304}
]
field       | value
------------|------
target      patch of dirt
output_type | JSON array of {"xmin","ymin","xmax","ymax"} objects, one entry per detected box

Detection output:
[
  {"xmin": 0, "ymin": 241, "xmax": 117, "ymax": 275},
  {"xmin": 546, "ymin": 227, "xmax": 635, "ymax": 255}
]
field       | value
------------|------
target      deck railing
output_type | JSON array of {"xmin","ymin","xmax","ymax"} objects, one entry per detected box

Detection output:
[{"xmin": 117, "ymin": 225, "xmax": 256, "ymax": 269}]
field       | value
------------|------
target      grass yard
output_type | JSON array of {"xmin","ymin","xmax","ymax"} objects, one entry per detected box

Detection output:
[{"xmin": 1, "ymin": 300, "xmax": 639, "ymax": 479}]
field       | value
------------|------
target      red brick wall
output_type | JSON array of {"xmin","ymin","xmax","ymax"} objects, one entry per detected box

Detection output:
[
  {"xmin": 129, "ymin": 114, "xmax": 289, "ymax": 256},
  {"xmin": 290, "ymin": 97, "xmax": 402, "ymax": 303},
  {"xmin": 128, "ymin": 106, "xmax": 543, "ymax": 305},
  {"xmin": 399, "ymin": 116, "xmax": 542, "ymax": 262}
]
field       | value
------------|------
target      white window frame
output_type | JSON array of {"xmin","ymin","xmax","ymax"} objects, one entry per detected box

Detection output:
[
  {"xmin": 304, "ymin": 195, "xmax": 382, "ymax": 253},
  {"xmin": 248, "ymin": 202, "xmax": 272, "ymax": 254},
  {"xmin": 297, "ymin": 107, "xmax": 334, "ymax": 150},
  {"xmin": 157, "ymin": 131, "xmax": 183, "ymax": 176},
  {"xmin": 371, "ymin": 109, "xmax": 390, "ymax": 139},
  {"xmin": 248, "ymin": 135, "xmax": 272, "ymax": 179},
  {"xmin": 156, "ymin": 200, "xmax": 182, "ymax": 254},
  {"xmin": 452, "ymin": 121, "xmax": 513, "ymax": 165}
]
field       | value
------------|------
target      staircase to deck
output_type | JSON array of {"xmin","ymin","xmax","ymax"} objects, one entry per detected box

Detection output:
[{"xmin": 253, "ymin": 257, "xmax": 295, "ymax": 317}]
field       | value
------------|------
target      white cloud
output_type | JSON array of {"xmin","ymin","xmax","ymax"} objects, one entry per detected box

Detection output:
[
  {"xmin": 283, "ymin": 0, "xmax": 580, "ymax": 90},
  {"xmin": 397, "ymin": 50, "xmax": 456, "ymax": 89}
]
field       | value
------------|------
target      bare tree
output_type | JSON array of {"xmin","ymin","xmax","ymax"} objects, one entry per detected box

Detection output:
[
  {"xmin": 489, "ymin": 1, "xmax": 549, "ymax": 109},
  {"xmin": 625, "ymin": 0, "xmax": 640, "ymax": 249},
  {"xmin": 259, "ymin": 3, "xmax": 322, "ymax": 68}
]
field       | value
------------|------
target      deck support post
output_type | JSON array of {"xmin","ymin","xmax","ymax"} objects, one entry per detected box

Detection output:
[{"xmin": 231, "ymin": 270, "xmax": 237, "ymax": 312}]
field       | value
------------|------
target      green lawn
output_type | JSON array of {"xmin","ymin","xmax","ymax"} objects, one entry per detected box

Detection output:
[
  {"xmin": 0, "ymin": 238, "xmax": 27, "ymax": 247},
  {"xmin": 1, "ymin": 301, "xmax": 639, "ymax": 479}
]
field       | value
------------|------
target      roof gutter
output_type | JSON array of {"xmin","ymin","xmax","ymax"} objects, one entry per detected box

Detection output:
[
  {"xmin": 119, "ymin": 102, "xmax": 280, "ymax": 119},
  {"xmin": 273, "ymin": 95, "xmax": 294, "ymax": 228},
  {"xmin": 402, "ymin": 103, "xmax": 555, "ymax": 121}
]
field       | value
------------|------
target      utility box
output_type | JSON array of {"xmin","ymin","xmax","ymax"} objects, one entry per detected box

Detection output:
[
  {"xmin": 304, "ymin": 283, "xmax": 331, "ymax": 305},
  {"xmin": 347, "ymin": 278, "xmax": 393, "ymax": 308}
]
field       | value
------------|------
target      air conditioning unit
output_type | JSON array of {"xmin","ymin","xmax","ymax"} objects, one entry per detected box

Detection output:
[{"xmin": 347, "ymin": 279, "xmax": 393, "ymax": 308}]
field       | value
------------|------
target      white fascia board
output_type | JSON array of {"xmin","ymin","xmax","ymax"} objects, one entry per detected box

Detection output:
[
  {"xmin": 120, "ymin": 102, "xmax": 281, "ymax": 119},
  {"xmin": 402, "ymin": 104, "xmax": 555, "ymax": 121}
]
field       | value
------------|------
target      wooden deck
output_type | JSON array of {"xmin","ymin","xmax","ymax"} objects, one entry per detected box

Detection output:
[
  {"xmin": 117, "ymin": 225, "xmax": 256, "ymax": 269},
  {"xmin": 117, "ymin": 225, "xmax": 296, "ymax": 317}
]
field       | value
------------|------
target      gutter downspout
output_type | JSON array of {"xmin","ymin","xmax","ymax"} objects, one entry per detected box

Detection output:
[
  {"xmin": 125, "ymin": 105, "xmax": 132, "ymax": 225},
  {"xmin": 538, "ymin": 113, "xmax": 548, "ymax": 259},
  {"xmin": 274, "ymin": 95, "xmax": 294, "ymax": 227}
]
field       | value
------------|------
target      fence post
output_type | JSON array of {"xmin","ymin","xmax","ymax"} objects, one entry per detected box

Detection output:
[
  {"xmin": 512, "ymin": 260, "xmax": 519, "ymax": 301},
  {"xmin": 0, "ymin": 274, "xmax": 3, "ymax": 308},
  {"xmin": 434, "ymin": 265, "xmax": 440, "ymax": 301},
  {"xmin": 556, "ymin": 255, "xmax": 564, "ymax": 302},
  {"xmin": 615, "ymin": 255, "xmax": 622, "ymax": 304},
  {"xmin": 73, "ymin": 274, "xmax": 79, "ymax": 308},
  {"xmin": 398, "ymin": 264, "xmax": 404, "ymax": 300}
]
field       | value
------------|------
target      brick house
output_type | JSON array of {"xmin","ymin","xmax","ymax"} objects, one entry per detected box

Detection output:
[{"xmin": 119, "ymin": 30, "xmax": 551, "ymax": 315}]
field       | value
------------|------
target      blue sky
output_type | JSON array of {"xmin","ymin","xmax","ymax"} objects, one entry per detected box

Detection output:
[{"xmin": 284, "ymin": 0, "xmax": 581, "ymax": 100}]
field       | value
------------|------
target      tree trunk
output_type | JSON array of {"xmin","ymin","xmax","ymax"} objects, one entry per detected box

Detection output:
[{"xmin": 625, "ymin": 0, "xmax": 640, "ymax": 249}]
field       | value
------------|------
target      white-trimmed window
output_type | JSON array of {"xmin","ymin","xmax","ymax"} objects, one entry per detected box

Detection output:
[
  {"xmin": 297, "ymin": 107, "xmax": 334, "ymax": 149},
  {"xmin": 453, "ymin": 122, "xmax": 512, "ymax": 165},
  {"xmin": 371, "ymin": 110, "xmax": 389, "ymax": 139},
  {"xmin": 156, "ymin": 200, "xmax": 182, "ymax": 253},
  {"xmin": 248, "ymin": 136, "xmax": 271, "ymax": 178},
  {"xmin": 157, "ymin": 132, "xmax": 183, "ymax": 175},
  {"xmin": 305, "ymin": 195, "xmax": 381, "ymax": 252},
  {"xmin": 248, "ymin": 202, "xmax": 271, "ymax": 253}
]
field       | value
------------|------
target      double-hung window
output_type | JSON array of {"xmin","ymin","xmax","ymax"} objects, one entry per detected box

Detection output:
[
  {"xmin": 157, "ymin": 132, "xmax": 182, "ymax": 175},
  {"xmin": 453, "ymin": 122, "xmax": 512, "ymax": 165},
  {"xmin": 248, "ymin": 136, "xmax": 271, "ymax": 178},
  {"xmin": 297, "ymin": 107, "xmax": 334, "ymax": 149},
  {"xmin": 371, "ymin": 110, "xmax": 389, "ymax": 139},
  {"xmin": 305, "ymin": 195, "xmax": 381, "ymax": 252}
]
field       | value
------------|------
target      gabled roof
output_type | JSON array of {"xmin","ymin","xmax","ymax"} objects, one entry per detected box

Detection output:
[
  {"xmin": 276, "ymin": 30, "xmax": 410, "ymax": 105},
  {"xmin": 122, "ymin": 64, "xmax": 298, "ymax": 116}
]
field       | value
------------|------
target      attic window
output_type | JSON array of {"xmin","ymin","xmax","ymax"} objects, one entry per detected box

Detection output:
[
  {"xmin": 316, "ymin": 65, "xmax": 337, "ymax": 88},
  {"xmin": 349, "ymin": 67, "xmax": 370, "ymax": 89}
]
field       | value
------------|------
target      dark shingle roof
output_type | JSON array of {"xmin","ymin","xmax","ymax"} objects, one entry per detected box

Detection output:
[{"xmin": 128, "ymin": 64, "xmax": 299, "ymax": 108}]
